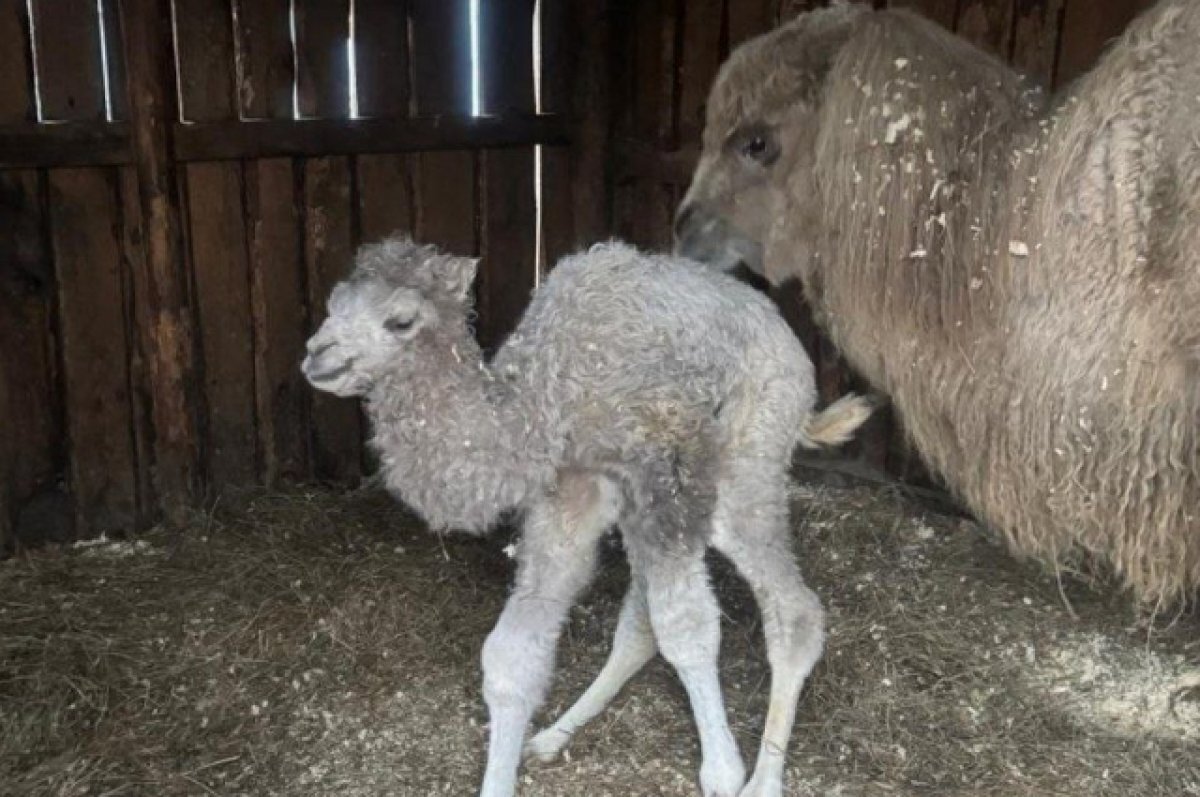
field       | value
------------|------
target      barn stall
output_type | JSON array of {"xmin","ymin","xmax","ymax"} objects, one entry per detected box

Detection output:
[{"xmin": 0, "ymin": 1, "xmax": 1196, "ymax": 795}]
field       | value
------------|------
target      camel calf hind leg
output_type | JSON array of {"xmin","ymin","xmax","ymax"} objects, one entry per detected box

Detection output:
[
  {"xmin": 524, "ymin": 578, "xmax": 657, "ymax": 762},
  {"xmin": 711, "ymin": 467, "xmax": 825, "ymax": 797}
]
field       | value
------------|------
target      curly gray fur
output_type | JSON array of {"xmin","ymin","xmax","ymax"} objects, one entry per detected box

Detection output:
[
  {"xmin": 302, "ymin": 235, "xmax": 872, "ymax": 797},
  {"xmin": 304, "ymin": 235, "xmax": 858, "ymax": 535}
]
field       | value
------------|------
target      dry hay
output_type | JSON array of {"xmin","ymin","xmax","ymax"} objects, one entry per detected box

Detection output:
[
  {"xmin": 1022, "ymin": 632, "xmax": 1199, "ymax": 744},
  {"xmin": 1, "ymin": 482, "xmax": 1197, "ymax": 796}
]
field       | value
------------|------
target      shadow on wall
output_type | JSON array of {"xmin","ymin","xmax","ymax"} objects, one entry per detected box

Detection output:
[{"xmin": 0, "ymin": 177, "xmax": 73, "ymax": 550}]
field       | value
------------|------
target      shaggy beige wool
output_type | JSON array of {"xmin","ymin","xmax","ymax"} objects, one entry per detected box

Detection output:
[{"xmin": 678, "ymin": 1, "xmax": 1200, "ymax": 607}]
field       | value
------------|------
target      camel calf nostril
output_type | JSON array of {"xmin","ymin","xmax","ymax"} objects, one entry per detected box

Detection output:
[{"xmin": 307, "ymin": 339, "xmax": 335, "ymax": 357}]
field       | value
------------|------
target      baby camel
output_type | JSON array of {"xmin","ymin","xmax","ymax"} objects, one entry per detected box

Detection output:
[{"xmin": 301, "ymin": 237, "xmax": 871, "ymax": 797}]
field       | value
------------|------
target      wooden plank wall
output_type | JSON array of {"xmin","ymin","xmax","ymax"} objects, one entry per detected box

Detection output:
[
  {"xmin": 0, "ymin": 2, "xmax": 63, "ymax": 545},
  {"xmin": 607, "ymin": 0, "xmax": 1157, "ymax": 481},
  {"xmin": 0, "ymin": 0, "xmax": 565, "ymax": 548},
  {"xmin": 0, "ymin": 0, "xmax": 1160, "ymax": 546}
]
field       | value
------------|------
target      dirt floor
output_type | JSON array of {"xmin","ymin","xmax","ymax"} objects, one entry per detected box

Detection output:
[{"xmin": 2, "ymin": 479, "xmax": 1197, "ymax": 797}]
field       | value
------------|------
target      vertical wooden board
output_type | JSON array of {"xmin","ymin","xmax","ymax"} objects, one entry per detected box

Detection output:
[
  {"xmin": 629, "ymin": 0, "xmax": 679, "ymax": 252},
  {"xmin": 409, "ymin": 0, "xmax": 472, "ymax": 116},
  {"xmin": 414, "ymin": 150, "xmax": 477, "ymax": 255},
  {"xmin": 304, "ymin": 157, "xmax": 362, "ymax": 483},
  {"xmin": 727, "ymin": 0, "xmax": 779, "ymax": 48},
  {"xmin": 233, "ymin": 0, "xmax": 294, "ymax": 119},
  {"xmin": 479, "ymin": 147, "xmax": 537, "ymax": 351},
  {"xmin": 614, "ymin": 181, "xmax": 643, "ymax": 246},
  {"xmin": 119, "ymin": 0, "xmax": 204, "ymax": 516},
  {"xmin": 358, "ymin": 155, "xmax": 415, "ymax": 241},
  {"xmin": 116, "ymin": 167, "xmax": 157, "ymax": 517},
  {"xmin": 609, "ymin": 0, "xmax": 636, "ymax": 153},
  {"xmin": 538, "ymin": 0, "xmax": 573, "ymax": 115},
  {"xmin": 30, "ymin": 0, "xmax": 106, "ymax": 119},
  {"xmin": 0, "ymin": 171, "xmax": 61, "ymax": 544},
  {"xmin": 1054, "ymin": 0, "xmax": 1153, "ymax": 88},
  {"xmin": 1009, "ymin": 0, "xmax": 1065, "ymax": 85},
  {"xmin": 233, "ymin": 0, "xmax": 307, "ymax": 483},
  {"xmin": 247, "ymin": 159, "xmax": 309, "ymax": 483},
  {"xmin": 562, "ymin": 0, "xmax": 613, "ymax": 250},
  {"xmin": 887, "ymin": 0, "xmax": 958, "ymax": 29},
  {"xmin": 34, "ymin": 2, "xmax": 139, "ymax": 535},
  {"xmin": 175, "ymin": 0, "xmax": 258, "ymax": 489},
  {"xmin": 294, "ymin": 0, "xmax": 349, "ymax": 118},
  {"xmin": 632, "ymin": 0, "xmax": 678, "ymax": 147},
  {"xmin": 411, "ymin": 0, "xmax": 478, "ymax": 291},
  {"xmin": 355, "ymin": 0, "xmax": 416, "ymax": 244},
  {"xmin": 536, "ymin": 2, "xmax": 577, "ymax": 264},
  {"xmin": 49, "ymin": 169, "xmax": 138, "ymax": 533},
  {"xmin": 172, "ymin": 0, "xmax": 237, "ymax": 122},
  {"xmin": 540, "ymin": 146, "xmax": 576, "ymax": 265},
  {"xmin": 657, "ymin": 0, "xmax": 681, "ymax": 177},
  {"xmin": 0, "ymin": 2, "xmax": 61, "ymax": 544},
  {"xmin": 294, "ymin": 0, "xmax": 361, "ymax": 481},
  {"xmin": 186, "ymin": 163, "xmax": 256, "ymax": 484},
  {"xmin": 480, "ymin": 0, "xmax": 535, "ymax": 115},
  {"xmin": 677, "ymin": 0, "xmax": 723, "ymax": 144},
  {"xmin": 354, "ymin": 0, "xmax": 410, "ymax": 117},
  {"xmin": 630, "ymin": 179, "xmax": 676, "ymax": 250},
  {"xmin": 0, "ymin": 378, "xmax": 9, "ymax": 544},
  {"xmin": 0, "ymin": 0, "xmax": 35, "ymax": 121},
  {"xmin": 955, "ymin": 0, "xmax": 1014, "ymax": 56},
  {"xmin": 100, "ymin": 0, "xmax": 128, "ymax": 118},
  {"xmin": 477, "ymin": 0, "xmax": 536, "ymax": 350}
]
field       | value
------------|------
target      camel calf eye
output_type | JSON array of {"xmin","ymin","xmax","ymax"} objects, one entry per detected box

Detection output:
[{"xmin": 384, "ymin": 316, "xmax": 414, "ymax": 333}]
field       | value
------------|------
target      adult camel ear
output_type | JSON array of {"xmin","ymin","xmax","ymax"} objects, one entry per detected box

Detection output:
[
  {"xmin": 440, "ymin": 255, "xmax": 479, "ymax": 302},
  {"xmin": 773, "ymin": 2, "xmax": 869, "ymax": 92}
]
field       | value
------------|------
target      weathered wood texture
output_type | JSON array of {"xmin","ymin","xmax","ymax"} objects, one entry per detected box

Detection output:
[
  {"xmin": 235, "ymin": 0, "xmax": 309, "ymax": 485},
  {"xmin": 1, "ymin": 0, "xmax": 555, "ymax": 543},
  {"xmin": 477, "ymin": 0, "xmax": 538, "ymax": 351},
  {"xmin": 119, "ymin": 0, "xmax": 202, "ymax": 521},
  {"xmin": 295, "ymin": 0, "xmax": 363, "ymax": 483},
  {"xmin": 548, "ymin": 0, "xmax": 612, "ymax": 257},
  {"xmin": 175, "ymin": 0, "xmax": 258, "ymax": 490},
  {"xmin": 888, "ymin": 0, "xmax": 958, "ymax": 29},
  {"xmin": 32, "ymin": 1, "xmax": 141, "ymax": 535},
  {"xmin": 1055, "ymin": 0, "xmax": 1156, "ymax": 87},
  {"xmin": 410, "ymin": 0, "xmax": 478, "ymax": 263},
  {"xmin": 354, "ymin": 0, "xmax": 415, "ymax": 243},
  {"xmin": 536, "ymin": 0, "xmax": 577, "ymax": 265},
  {"xmin": 1010, "ymin": 0, "xmax": 1066, "ymax": 85},
  {"xmin": 0, "ymin": 2, "xmax": 61, "ymax": 548}
]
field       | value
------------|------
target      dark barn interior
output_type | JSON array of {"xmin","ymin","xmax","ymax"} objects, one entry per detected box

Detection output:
[
  {"xmin": 0, "ymin": 0, "xmax": 1157, "ymax": 548},
  {"xmin": 2, "ymin": 2, "xmax": 1196, "ymax": 797}
]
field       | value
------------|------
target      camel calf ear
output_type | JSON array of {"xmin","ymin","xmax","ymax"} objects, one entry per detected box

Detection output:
[{"xmin": 442, "ymin": 256, "xmax": 480, "ymax": 301}]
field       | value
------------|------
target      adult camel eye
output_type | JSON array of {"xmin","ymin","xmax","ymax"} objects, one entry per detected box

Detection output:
[
  {"xmin": 743, "ymin": 136, "xmax": 767, "ymax": 158},
  {"xmin": 735, "ymin": 127, "xmax": 779, "ymax": 166}
]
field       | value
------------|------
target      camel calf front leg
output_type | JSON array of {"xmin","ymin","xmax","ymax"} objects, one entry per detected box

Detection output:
[{"xmin": 478, "ymin": 474, "xmax": 620, "ymax": 797}]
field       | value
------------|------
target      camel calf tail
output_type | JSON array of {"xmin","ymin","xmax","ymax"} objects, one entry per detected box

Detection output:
[{"xmin": 799, "ymin": 394, "xmax": 876, "ymax": 449}]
